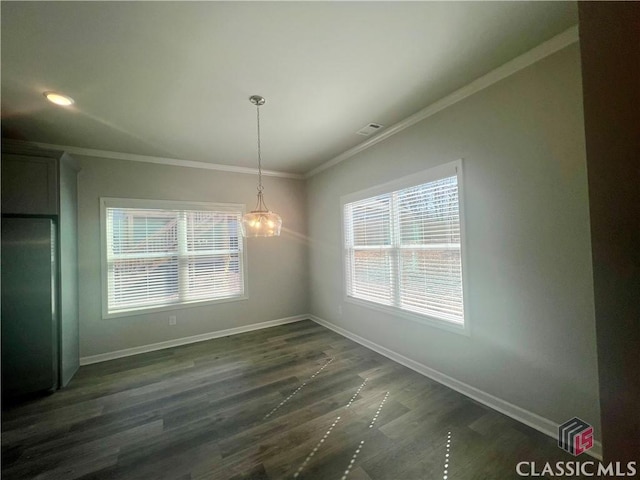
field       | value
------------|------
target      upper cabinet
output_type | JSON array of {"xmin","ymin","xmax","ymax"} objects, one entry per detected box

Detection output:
[{"xmin": 2, "ymin": 153, "xmax": 59, "ymax": 215}]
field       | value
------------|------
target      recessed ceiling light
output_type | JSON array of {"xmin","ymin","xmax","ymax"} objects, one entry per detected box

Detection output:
[{"xmin": 43, "ymin": 91, "xmax": 75, "ymax": 106}]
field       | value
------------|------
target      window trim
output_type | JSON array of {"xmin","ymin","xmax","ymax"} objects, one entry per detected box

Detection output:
[
  {"xmin": 340, "ymin": 159, "xmax": 470, "ymax": 336},
  {"xmin": 100, "ymin": 197, "xmax": 248, "ymax": 319}
]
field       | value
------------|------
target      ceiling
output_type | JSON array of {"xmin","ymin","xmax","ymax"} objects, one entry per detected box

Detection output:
[{"xmin": 1, "ymin": 2, "xmax": 578, "ymax": 175}]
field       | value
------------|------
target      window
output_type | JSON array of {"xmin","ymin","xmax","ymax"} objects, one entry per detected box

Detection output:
[
  {"xmin": 342, "ymin": 160, "xmax": 467, "ymax": 332},
  {"xmin": 101, "ymin": 198, "xmax": 246, "ymax": 318}
]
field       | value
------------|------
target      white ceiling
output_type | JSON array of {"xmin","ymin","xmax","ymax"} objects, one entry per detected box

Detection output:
[{"xmin": 1, "ymin": 1, "xmax": 578, "ymax": 175}]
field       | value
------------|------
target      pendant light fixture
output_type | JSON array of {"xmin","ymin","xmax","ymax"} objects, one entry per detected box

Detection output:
[{"xmin": 241, "ymin": 95, "xmax": 282, "ymax": 237}]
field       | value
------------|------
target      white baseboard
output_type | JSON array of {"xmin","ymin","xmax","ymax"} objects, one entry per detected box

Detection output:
[
  {"xmin": 309, "ymin": 314, "xmax": 603, "ymax": 460},
  {"xmin": 79, "ymin": 314, "xmax": 308, "ymax": 366}
]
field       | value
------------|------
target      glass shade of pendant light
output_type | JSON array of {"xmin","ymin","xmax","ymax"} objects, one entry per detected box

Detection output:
[{"xmin": 241, "ymin": 95, "xmax": 282, "ymax": 237}]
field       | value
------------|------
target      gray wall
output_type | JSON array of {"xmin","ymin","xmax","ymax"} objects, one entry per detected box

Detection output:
[
  {"xmin": 307, "ymin": 44, "xmax": 601, "ymax": 431},
  {"xmin": 77, "ymin": 157, "xmax": 308, "ymax": 357}
]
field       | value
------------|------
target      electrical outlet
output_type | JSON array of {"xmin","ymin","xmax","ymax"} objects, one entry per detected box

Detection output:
[
  {"xmin": 169, "ymin": 315, "xmax": 177, "ymax": 326},
  {"xmin": 338, "ymin": 305, "xmax": 343, "ymax": 318}
]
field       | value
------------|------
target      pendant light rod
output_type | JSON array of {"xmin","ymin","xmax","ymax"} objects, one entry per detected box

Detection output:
[{"xmin": 250, "ymin": 95, "xmax": 266, "ymax": 196}]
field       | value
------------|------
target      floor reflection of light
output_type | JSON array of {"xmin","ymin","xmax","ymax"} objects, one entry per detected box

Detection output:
[
  {"xmin": 293, "ymin": 416, "xmax": 341, "ymax": 478},
  {"xmin": 346, "ymin": 378, "xmax": 368, "ymax": 408},
  {"xmin": 264, "ymin": 358, "xmax": 333, "ymax": 419},
  {"xmin": 369, "ymin": 392, "xmax": 389, "ymax": 428},
  {"xmin": 443, "ymin": 431, "xmax": 452, "ymax": 479},
  {"xmin": 341, "ymin": 440, "xmax": 365, "ymax": 480}
]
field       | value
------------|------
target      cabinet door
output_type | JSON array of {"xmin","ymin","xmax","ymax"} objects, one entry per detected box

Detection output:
[
  {"xmin": 1, "ymin": 154, "xmax": 58, "ymax": 214},
  {"xmin": 1, "ymin": 218, "xmax": 58, "ymax": 396}
]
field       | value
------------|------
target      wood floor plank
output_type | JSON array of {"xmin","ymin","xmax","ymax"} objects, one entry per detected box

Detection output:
[{"xmin": 2, "ymin": 319, "xmax": 582, "ymax": 479}]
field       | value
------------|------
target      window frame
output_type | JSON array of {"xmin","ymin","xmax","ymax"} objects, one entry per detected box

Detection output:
[
  {"xmin": 100, "ymin": 197, "xmax": 248, "ymax": 319},
  {"xmin": 341, "ymin": 160, "xmax": 470, "ymax": 336}
]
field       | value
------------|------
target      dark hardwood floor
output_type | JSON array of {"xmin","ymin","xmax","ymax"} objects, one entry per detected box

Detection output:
[{"xmin": 2, "ymin": 320, "xmax": 575, "ymax": 479}]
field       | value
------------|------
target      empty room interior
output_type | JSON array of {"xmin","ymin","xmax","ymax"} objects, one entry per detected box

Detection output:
[{"xmin": 1, "ymin": 2, "xmax": 638, "ymax": 479}]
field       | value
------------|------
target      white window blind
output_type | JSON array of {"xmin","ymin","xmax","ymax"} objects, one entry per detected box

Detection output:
[
  {"xmin": 102, "ymin": 200, "xmax": 245, "ymax": 316},
  {"xmin": 344, "ymin": 194, "xmax": 394, "ymax": 306},
  {"xmin": 344, "ymin": 164, "xmax": 465, "ymax": 327}
]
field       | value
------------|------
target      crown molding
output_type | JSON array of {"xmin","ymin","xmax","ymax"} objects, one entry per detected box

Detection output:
[
  {"xmin": 305, "ymin": 25, "xmax": 579, "ymax": 179},
  {"xmin": 11, "ymin": 141, "xmax": 304, "ymax": 180}
]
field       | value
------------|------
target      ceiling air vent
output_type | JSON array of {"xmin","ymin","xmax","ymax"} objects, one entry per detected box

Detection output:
[{"xmin": 356, "ymin": 123, "xmax": 384, "ymax": 136}]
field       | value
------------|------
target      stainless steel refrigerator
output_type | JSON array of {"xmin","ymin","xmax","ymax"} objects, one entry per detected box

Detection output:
[{"xmin": 2, "ymin": 217, "xmax": 59, "ymax": 397}]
